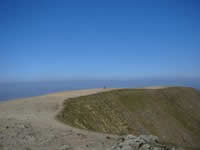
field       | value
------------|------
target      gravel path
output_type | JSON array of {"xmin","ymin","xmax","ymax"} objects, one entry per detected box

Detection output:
[{"xmin": 0, "ymin": 88, "xmax": 117, "ymax": 150}]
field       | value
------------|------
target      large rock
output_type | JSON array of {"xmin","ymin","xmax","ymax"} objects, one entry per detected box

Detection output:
[{"xmin": 111, "ymin": 135, "xmax": 174, "ymax": 150}]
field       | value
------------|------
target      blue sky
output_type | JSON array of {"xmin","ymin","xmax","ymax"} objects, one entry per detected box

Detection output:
[{"xmin": 0, "ymin": 0, "xmax": 200, "ymax": 82}]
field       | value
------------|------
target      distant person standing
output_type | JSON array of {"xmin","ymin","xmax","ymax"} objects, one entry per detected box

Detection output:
[{"xmin": 104, "ymin": 86, "xmax": 106, "ymax": 89}]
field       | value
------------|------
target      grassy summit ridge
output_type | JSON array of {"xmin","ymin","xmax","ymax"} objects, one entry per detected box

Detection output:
[{"xmin": 57, "ymin": 87, "xmax": 200, "ymax": 148}]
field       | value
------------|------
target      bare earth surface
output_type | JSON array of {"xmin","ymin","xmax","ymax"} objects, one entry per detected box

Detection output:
[{"xmin": 0, "ymin": 88, "xmax": 118, "ymax": 150}]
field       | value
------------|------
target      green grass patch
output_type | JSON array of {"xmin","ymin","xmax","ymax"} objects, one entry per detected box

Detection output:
[{"xmin": 57, "ymin": 87, "xmax": 200, "ymax": 148}]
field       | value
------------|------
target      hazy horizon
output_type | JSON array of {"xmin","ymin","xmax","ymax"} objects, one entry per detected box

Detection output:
[{"xmin": 0, "ymin": 78, "xmax": 200, "ymax": 101}]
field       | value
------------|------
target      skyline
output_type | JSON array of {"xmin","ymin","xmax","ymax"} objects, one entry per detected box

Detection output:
[{"xmin": 1, "ymin": 0, "xmax": 200, "ymax": 82}]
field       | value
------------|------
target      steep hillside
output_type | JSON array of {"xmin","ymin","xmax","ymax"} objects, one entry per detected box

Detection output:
[{"xmin": 57, "ymin": 87, "xmax": 200, "ymax": 149}]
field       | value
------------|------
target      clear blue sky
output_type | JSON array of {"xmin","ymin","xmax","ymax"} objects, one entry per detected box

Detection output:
[{"xmin": 1, "ymin": 0, "xmax": 200, "ymax": 82}]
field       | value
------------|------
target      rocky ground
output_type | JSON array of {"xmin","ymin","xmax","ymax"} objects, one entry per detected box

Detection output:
[
  {"xmin": 0, "ymin": 88, "xmax": 180, "ymax": 150},
  {"xmin": 111, "ymin": 135, "xmax": 179, "ymax": 150},
  {"xmin": 0, "ymin": 117, "xmax": 116, "ymax": 150}
]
